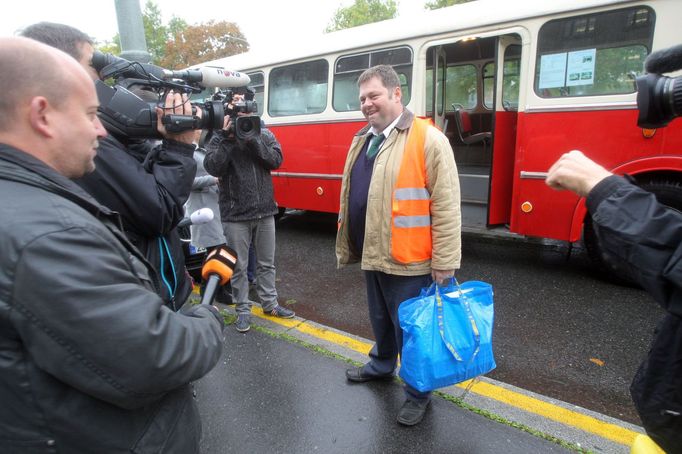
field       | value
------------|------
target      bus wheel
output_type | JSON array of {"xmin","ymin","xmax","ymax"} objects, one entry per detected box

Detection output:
[
  {"xmin": 275, "ymin": 207, "xmax": 286, "ymax": 221},
  {"xmin": 583, "ymin": 177, "xmax": 682, "ymax": 286}
]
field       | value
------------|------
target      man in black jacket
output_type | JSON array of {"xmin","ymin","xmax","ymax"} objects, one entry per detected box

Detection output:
[
  {"xmin": 204, "ymin": 97, "xmax": 294, "ymax": 332},
  {"xmin": 547, "ymin": 150, "xmax": 681, "ymax": 453},
  {"xmin": 21, "ymin": 22, "xmax": 197, "ymax": 310},
  {"xmin": 0, "ymin": 36, "xmax": 224, "ymax": 454}
]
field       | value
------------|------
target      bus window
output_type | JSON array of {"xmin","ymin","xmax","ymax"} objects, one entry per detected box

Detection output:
[
  {"xmin": 502, "ymin": 45, "xmax": 521, "ymax": 110},
  {"xmin": 333, "ymin": 46, "xmax": 413, "ymax": 112},
  {"xmin": 482, "ymin": 62, "xmax": 495, "ymax": 109},
  {"xmin": 246, "ymin": 71, "xmax": 264, "ymax": 116},
  {"xmin": 535, "ymin": 6, "xmax": 654, "ymax": 98},
  {"xmin": 427, "ymin": 64, "xmax": 477, "ymax": 112},
  {"xmin": 269, "ymin": 60, "xmax": 328, "ymax": 116}
]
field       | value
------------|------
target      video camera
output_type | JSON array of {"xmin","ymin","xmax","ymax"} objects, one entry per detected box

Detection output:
[
  {"xmin": 91, "ymin": 51, "xmax": 251, "ymax": 140},
  {"xmin": 636, "ymin": 44, "xmax": 682, "ymax": 128},
  {"xmin": 210, "ymin": 87, "xmax": 261, "ymax": 140}
]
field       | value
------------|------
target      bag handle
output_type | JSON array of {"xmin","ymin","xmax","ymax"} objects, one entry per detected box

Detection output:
[{"xmin": 436, "ymin": 280, "xmax": 481, "ymax": 363}]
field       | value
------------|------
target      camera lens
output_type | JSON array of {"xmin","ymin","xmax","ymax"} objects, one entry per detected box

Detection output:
[
  {"xmin": 238, "ymin": 120, "xmax": 253, "ymax": 133},
  {"xmin": 234, "ymin": 116, "xmax": 261, "ymax": 140},
  {"xmin": 636, "ymin": 74, "xmax": 682, "ymax": 128}
]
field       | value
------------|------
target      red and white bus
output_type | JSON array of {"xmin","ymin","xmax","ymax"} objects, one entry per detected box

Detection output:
[{"xmin": 198, "ymin": 0, "xmax": 681, "ymax": 275}]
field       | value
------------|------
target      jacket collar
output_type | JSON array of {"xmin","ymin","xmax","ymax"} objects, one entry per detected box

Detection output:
[{"xmin": 0, "ymin": 143, "xmax": 115, "ymax": 216}]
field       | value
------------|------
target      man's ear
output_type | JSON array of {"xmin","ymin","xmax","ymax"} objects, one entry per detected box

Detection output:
[
  {"xmin": 28, "ymin": 97, "xmax": 55, "ymax": 138},
  {"xmin": 394, "ymin": 86, "xmax": 402, "ymax": 103}
]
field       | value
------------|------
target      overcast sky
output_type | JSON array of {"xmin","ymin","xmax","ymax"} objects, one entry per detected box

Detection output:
[{"xmin": 1, "ymin": 0, "xmax": 427, "ymax": 54}]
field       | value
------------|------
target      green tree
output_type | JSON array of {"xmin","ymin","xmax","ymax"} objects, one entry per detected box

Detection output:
[
  {"xmin": 160, "ymin": 20, "xmax": 248, "ymax": 68},
  {"xmin": 97, "ymin": 38, "xmax": 121, "ymax": 56},
  {"xmin": 325, "ymin": 0, "xmax": 397, "ymax": 33},
  {"xmin": 424, "ymin": 0, "xmax": 475, "ymax": 9},
  {"xmin": 142, "ymin": 0, "xmax": 189, "ymax": 64}
]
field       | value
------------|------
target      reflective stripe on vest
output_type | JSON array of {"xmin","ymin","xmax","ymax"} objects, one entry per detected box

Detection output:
[{"xmin": 391, "ymin": 117, "xmax": 432, "ymax": 263}]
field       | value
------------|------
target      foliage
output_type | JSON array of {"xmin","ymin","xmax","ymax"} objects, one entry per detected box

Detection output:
[
  {"xmin": 99, "ymin": 0, "xmax": 248, "ymax": 69},
  {"xmin": 160, "ymin": 20, "xmax": 249, "ymax": 69},
  {"xmin": 97, "ymin": 37, "xmax": 121, "ymax": 56},
  {"xmin": 325, "ymin": 0, "xmax": 398, "ymax": 32},
  {"xmin": 141, "ymin": 0, "xmax": 175, "ymax": 63},
  {"xmin": 424, "ymin": 0, "xmax": 475, "ymax": 9}
]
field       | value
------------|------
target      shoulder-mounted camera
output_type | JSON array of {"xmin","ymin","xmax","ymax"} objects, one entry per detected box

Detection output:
[{"xmin": 92, "ymin": 51, "xmax": 252, "ymax": 140}]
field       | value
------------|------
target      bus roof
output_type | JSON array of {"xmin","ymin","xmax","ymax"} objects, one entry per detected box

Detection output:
[{"xmin": 194, "ymin": 0, "xmax": 635, "ymax": 72}]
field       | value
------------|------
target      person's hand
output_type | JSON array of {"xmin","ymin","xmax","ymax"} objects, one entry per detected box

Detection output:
[
  {"xmin": 156, "ymin": 90, "xmax": 202, "ymax": 144},
  {"xmin": 221, "ymin": 115, "xmax": 233, "ymax": 134},
  {"xmin": 432, "ymin": 269, "xmax": 455, "ymax": 285},
  {"xmin": 546, "ymin": 150, "xmax": 613, "ymax": 197}
]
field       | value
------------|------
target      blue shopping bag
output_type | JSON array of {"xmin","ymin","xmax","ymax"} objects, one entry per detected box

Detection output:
[{"xmin": 398, "ymin": 279, "xmax": 496, "ymax": 392}]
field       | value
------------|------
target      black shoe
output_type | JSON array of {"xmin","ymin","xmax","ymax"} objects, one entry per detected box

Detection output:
[
  {"xmin": 397, "ymin": 399, "xmax": 430, "ymax": 426},
  {"xmin": 345, "ymin": 366, "xmax": 393, "ymax": 383}
]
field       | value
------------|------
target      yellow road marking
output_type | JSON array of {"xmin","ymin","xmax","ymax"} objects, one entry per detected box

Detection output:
[{"xmin": 253, "ymin": 308, "xmax": 639, "ymax": 447}]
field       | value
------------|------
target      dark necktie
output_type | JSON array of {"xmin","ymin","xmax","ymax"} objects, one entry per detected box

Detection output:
[{"xmin": 366, "ymin": 133, "xmax": 385, "ymax": 159}]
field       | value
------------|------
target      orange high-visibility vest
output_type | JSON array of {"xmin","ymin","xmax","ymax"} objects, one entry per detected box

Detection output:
[{"xmin": 391, "ymin": 117, "xmax": 432, "ymax": 263}]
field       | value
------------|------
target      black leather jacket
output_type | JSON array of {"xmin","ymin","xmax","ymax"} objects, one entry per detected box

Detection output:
[
  {"xmin": 75, "ymin": 135, "xmax": 196, "ymax": 310},
  {"xmin": 0, "ymin": 145, "xmax": 223, "ymax": 453}
]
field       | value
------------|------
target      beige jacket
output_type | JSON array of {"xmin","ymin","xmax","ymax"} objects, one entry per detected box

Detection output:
[{"xmin": 335, "ymin": 110, "xmax": 462, "ymax": 275}]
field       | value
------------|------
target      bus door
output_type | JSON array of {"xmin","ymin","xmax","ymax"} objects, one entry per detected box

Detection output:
[
  {"xmin": 426, "ymin": 36, "xmax": 498, "ymax": 228},
  {"xmin": 488, "ymin": 36, "xmax": 522, "ymax": 226}
]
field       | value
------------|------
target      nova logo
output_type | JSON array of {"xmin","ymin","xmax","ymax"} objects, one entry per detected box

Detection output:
[{"xmin": 215, "ymin": 69, "xmax": 241, "ymax": 78}]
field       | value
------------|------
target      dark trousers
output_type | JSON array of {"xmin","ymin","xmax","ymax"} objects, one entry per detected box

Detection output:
[{"xmin": 363, "ymin": 270, "xmax": 432, "ymax": 402}]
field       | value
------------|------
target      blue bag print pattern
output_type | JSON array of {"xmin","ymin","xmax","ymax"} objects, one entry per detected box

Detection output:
[{"xmin": 398, "ymin": 280, "xmax": 496, "ymax": 392}]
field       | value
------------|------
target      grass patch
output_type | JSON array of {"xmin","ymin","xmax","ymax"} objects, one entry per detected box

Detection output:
[
  {"xmin": 436, "ymin": 392, "xmax": 592, "ymax": 453},
  {"xmin": 220, "ymin": 309, "xmax": 236, "ymax": 325}
]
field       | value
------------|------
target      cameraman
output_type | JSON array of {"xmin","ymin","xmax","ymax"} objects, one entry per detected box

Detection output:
[
  {"xmin": 21, "ymin": 22, "xmax": 198, "ymax": 311},
  {"xmin": 547, "ymin": 151, "xmax": 681, "ymax": 452},
  {"xmin": 204, "ymin": 94, "xmax": 294, "ymax": 332}
]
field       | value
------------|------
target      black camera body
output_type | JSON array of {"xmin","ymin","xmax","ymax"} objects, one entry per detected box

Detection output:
[
  {"xmin": 92, "ymin": 51, "xmax": 249, "ymax": 140},
  {"xmin": 211, "ymin": 88, "xmax": 261, "ymax": 140},
  {"xmin": 95, "ymin": 82, "xmax": 226, "ymax": 139},
  {"xmin": 636, "ymin": 44, "xmax": 682, "ymax": 128}
]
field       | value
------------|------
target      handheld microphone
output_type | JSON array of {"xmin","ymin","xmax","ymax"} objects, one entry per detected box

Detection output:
[
  {"xmin": 165, "ymin": 67, "xmax": 251, "ymax": 89},
  {"xmin": 200, "ymin": 245, "xmax": 238, "ymax": 305},
  {"xmin": 178, "ymin": 208, "xmax": 214, "ymax": 228}
]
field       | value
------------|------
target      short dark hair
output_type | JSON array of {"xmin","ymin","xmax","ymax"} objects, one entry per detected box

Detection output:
[
  {"xmin": 357, "ymin": 65, "xmax": 401, "ymax": 90},
  {"xmin": 20, "ymin": 22, "xmax": 92, "ymax": 60}
]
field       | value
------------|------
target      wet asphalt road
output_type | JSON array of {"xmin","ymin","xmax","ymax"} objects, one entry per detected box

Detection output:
[{"xmin": 272, "ymin": 210, "xmax": 664, "ymax": 425}]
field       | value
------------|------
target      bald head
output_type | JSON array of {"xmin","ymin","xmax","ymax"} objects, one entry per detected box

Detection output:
[
  {"xmin": 0, "ymin": 37, "xmax": 90, "ymax": 130},
  {"xmin": 0, "ymin": 37, "xmax": 106, "ymax": 178}
]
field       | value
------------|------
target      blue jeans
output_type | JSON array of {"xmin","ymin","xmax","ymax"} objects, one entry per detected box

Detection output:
[{"xmin": 222, "ymin": 216, "xmax": 278, "ymax": 315}]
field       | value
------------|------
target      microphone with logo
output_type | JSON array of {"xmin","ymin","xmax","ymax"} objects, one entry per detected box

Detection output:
[{"xmin": 200, "ymin": 245, "xmax": 238, "ymax": 305}]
